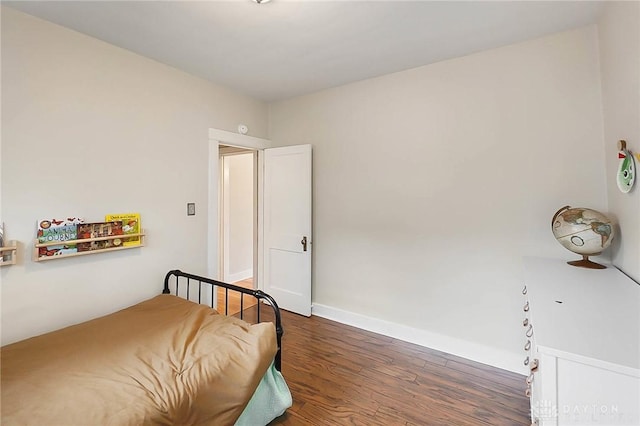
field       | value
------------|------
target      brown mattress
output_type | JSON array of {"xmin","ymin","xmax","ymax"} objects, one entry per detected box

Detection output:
[{"xmin": 1, "ymin": 295, "xmax": 277, "ymax": 425}]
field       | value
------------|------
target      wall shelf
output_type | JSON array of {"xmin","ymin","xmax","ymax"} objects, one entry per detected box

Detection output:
[
  {"xmin": 0, "ymin": 241, "xmax": 18, "ymax": 266},
  {"xmin": 33, "ymin": 231, "xmax": 145, "ymax": 262}
]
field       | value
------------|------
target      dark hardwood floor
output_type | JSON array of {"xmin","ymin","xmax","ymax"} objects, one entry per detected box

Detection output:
[{"xmin": 255, "ymin": 307, "xmax": 531, "ymax": 426}]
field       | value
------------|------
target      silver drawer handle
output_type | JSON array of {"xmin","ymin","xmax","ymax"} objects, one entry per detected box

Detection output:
[
  {"xmin": 525, "ymin": 387, "xmax": 532, "ymax": 398},
  {"xmin": 524, "ymin": 340, "xmax": 531, "ymax": 351},
  {"xmin": 523, "ymin": 301, "xmax": 529, "ymax": 312},
  {"xmin": 526, "ymin": 373, "xmax": 534, "ymax": 385},
  {"xmin": 526, "ymin": 324, "xmax": 533, "ymax": 337},
  {"xmin": 524, "ymin": 356, "xmax": 530, "ymax": 366},
  {"xmin": 530, "ymin": 358, "xmax": 539, "ymax": 372},
  {"xmin": 522, "ymin": 285, "xmax": 527, "ymax": 295},
  {"xmin": 523, "ymin": 318, "xmax": 529, "ymax": 327}
]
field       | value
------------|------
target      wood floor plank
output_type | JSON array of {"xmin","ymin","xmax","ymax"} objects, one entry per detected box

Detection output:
[
  {"xmin": 444, "ymin": 357, "xmax": 525, "ymax": 389},
  {"xmin": 386, "ymin": 340, "xmax": 449, "ymax": 368},
  {"xmin": 249, "ymin": 308, "xmax": 532, "ymax": 426},
  {"xmin": 356, "ymin": 368, "xmax": 497, "ymax": 426}
]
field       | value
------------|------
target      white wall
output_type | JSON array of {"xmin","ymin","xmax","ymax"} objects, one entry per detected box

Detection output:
[
  {"xmin": 223, "ymin": 153, "xmax": 254, "ymax": 282},
  {"xmin": 598, "ymin": 1, "xmax": 640, "ymax": 283},
  {"xmin": 269, "ymin": 27, "xmax": 607, "ymax": 372},
  {"xmin": 0, "ymin": 8, "xmax": 268, "ymax": 345}
]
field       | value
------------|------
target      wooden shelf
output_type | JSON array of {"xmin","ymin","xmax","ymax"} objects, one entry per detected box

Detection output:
[
  {"xmin": 0, "ymin": 241, "xmax": 17, "ymax": 266},
  {"xmin": 35, "ymin": 232, "xmax": 145, "ymax": 248},
  {"xmin": 33, "ymin": 231, "xmax": 145, "ymax": 262}
]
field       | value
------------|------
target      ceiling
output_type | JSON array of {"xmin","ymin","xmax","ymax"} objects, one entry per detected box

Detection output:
[{"xmin": 4, "ymin": 1, "xmax": 605, "ymax": 102}]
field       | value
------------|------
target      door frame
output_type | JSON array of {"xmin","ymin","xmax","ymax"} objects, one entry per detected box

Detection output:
[{"xmin": 208, "ymin": 128, "xmax": 271, "ymax": 289}]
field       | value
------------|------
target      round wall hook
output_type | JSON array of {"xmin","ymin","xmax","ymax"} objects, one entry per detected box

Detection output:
[{"xmin": 617, "ymin": 140, "xmax": 627, "ymax": 150}]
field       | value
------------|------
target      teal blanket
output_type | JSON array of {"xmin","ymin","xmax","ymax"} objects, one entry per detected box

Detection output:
[{"xmin": 235, "ymin": 362, "xmax": 292, "ymax": 426}]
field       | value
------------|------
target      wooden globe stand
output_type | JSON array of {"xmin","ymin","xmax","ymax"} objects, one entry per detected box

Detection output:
[{"xmin": 567, "ymin": 255, "xmax": 607, "ymax": 269}]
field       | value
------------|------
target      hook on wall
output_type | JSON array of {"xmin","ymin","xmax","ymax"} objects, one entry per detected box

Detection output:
[{"xmin": 617, "ymin": 140, "xmax": 627, "ymax": 150}]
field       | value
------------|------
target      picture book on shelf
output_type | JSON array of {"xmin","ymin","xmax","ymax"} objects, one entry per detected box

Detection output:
[
  {"xmin": 105, "ymin": 213, "xmax": 141, "ymax": 247},
  {"xmin": 37, "ymin": 217, "xmax": 84, "ymax": 258},
  {"xmin": 76, "ymin": 221, "xmax": 124, "ymax": 252}
]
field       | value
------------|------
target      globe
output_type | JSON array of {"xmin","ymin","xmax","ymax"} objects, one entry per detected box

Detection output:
[{"xmin": 551, "ymin": 206, "xmax": 615, "ymax": 269}]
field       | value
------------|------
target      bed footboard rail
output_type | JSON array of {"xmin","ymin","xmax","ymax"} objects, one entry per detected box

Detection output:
[{"xmin": 162, "ymin": 270, "xmax": 283, "ymax": 371}]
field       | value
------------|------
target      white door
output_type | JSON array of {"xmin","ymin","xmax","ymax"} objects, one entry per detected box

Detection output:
[{"xmin": 263, "ymin": 144, "xmax": 312, "ymax": 316}]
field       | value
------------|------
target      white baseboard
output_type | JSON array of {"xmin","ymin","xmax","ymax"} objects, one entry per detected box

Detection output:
[
  {"xmin": 225, "ymin": 269, "xmax": 253, "ymax": 284},
  {"xmin": 311, "ymin": 303, "xmax": 527, "ymax": 375}
]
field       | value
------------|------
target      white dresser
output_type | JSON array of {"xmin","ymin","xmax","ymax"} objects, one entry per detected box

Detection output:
[{"xmin": 522, "ymin": 257, "xmax": 640, "ymax": 426}]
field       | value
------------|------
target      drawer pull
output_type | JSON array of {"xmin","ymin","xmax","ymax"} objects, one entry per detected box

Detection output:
[
  {"xmin": 526, "ymin": 373, "xmax": 534, "ymax": 385},
  {"xmin": 522, "ymin": 285, "xmax": 527, "ymax": 295},
  {"xmin": 524, "ymin": 356, "xmax": 530, "ymax": 366},
  {"xmin": 526, "ymin": 324, "xmax": 533, "ymax": 337},
  {"xmin": 525, "ymin": 387, "xmax": 532, "ymax": 398},
  {"xmin": 523, "ymin": 301, "xmax": 529, "ymax": 312},
  {"xmin": 530, "ymin": 358, "xmax": 539, "ymax": 371},
  {"xmin": 523, "ymin": 318, "xmax": 529, "ymax": 327},
  {"xmin": 524, "ymin": 340, "xmax": 531, "ymax": 351}
]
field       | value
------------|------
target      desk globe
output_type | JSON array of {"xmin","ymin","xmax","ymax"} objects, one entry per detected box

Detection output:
[{"xmin": 551, "ymin": 206, "xmax": 614, "ymax": 269}]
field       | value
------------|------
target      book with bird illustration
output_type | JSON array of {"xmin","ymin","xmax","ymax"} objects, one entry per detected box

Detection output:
[{"xmin": 36, "ymin": 217, "xmax": 84, "ymax": 258}]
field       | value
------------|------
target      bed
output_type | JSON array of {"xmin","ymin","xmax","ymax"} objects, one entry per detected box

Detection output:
[{"xmin": 0, "ymin": 270, "xmax": 292, "ymax": 426}]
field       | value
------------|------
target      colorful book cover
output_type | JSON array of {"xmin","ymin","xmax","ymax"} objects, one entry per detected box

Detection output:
[
  {"xmin": 105, "ymin": 213, "xmax": 141, "ymax": 247},
  {"xmin": 37, "ymin": 217, "xmax": 84, "ymax": 258},
  {"xmin": 76, "ymin": 221, "xmax": 124, "ymax": 252}
]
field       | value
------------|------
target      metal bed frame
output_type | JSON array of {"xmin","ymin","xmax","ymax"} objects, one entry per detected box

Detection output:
[{"xmin": 162, "ymin": 270, "xmax": 283, "ymax": 371}]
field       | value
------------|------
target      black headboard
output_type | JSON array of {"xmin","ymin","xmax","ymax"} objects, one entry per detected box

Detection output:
[{"xmin": 162, "ymin": 270, "xmax": 283, "ymax": 371}]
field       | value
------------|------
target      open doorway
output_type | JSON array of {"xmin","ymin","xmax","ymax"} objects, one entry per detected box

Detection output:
[
  {"xmin": 209, "ymin": 129, "xmax": 312, "ymax": 316},
  {"xmin": 218, "ymin": 144, "xmax": 257, "ymax": 314}
]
